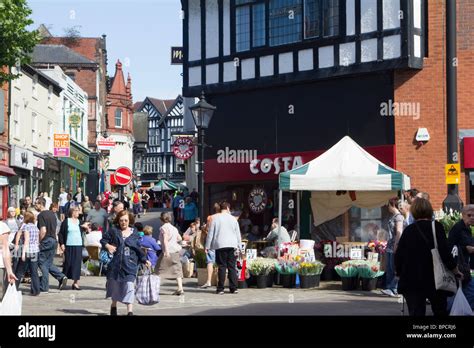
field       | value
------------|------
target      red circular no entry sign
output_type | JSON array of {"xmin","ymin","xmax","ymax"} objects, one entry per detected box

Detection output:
[{"xmin": 114, "ymin": 166, "xmax": 133, "ymax": 186}]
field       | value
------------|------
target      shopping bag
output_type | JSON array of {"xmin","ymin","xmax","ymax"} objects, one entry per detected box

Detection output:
[
  {"xmin": 450, "ymin": 281, "xmax": 473, "ymax": 316},
  {"xmin": 136, "ymin": 269, "xmax": 160, "ymax": 305},
  {"xmin": 0, "ymin": 284, "xmax": 22, "ymax": 316},
  {"xmin": 430, "ymin": 222, "xmax": 456, "ymax": 294}
]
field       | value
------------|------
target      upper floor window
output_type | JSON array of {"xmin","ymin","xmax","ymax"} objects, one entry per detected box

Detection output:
[
  {"xmin": 13, "ymin": 104, "xmax": 20, "ymax": 139},
  {"xmin": 48, "ymin": 86, "xmax": 53, "ymax": 107},
  {"xmin": 31, "ymin": 112, "xmax": 38, "ymax": 146},
  {"xmin": 235, "ymin": 0, "xmax": 339, "ymax": 51},
  {"xmin": 236, "ymin": 0, "xmax": 266, "ymax": 52},
  {"xmin": 115, "ymin": 108, "xmax": 122, "ymax": 128},
  {"xmin": 32, "ymin": 75, "xmax": 38, "ymax": 99}
]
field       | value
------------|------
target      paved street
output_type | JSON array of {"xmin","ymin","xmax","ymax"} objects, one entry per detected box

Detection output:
[{"xmin": 17, "ymin": 210, "xmax": 408, "ymax": 316}]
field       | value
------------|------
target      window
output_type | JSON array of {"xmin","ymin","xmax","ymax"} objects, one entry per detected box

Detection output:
[
  {"xmin": 13, "ymin": 104, "xmax": 20, "ymax": 138},
  {"xmin": 32, "ymin": 75, "xmax": 38, "ymax": 99},
  {"xmin": 158, "ymin": 157, "xmax": 163, "ymax": 173},
  {"xmin": 48, "ymin": 86, "xmax": 53, "ymax": 107},
  {"xmin": 48, "ymin": 122, "xmax": 53, "ymax": 152},
  {"xmin": 115, "ymin": 109, "xmax": 122, "ymax": 128},
  {"xmin": 304, "ymin": 0, "xmax": 339, "ymax": 38},
  {"xmin": 175, "ymin": 158, "xmax": 185, "ymax": 172},
  {"xmin": 32, "ymin": 112, "xmax": 38, "ymax": 146},
  {"xmin": 269, "ymin": 0, "xmax": 303, "ymax": 46},
  {"xmin": 236, "ymin": 0, "xmax": 266, "ymax": 52}
]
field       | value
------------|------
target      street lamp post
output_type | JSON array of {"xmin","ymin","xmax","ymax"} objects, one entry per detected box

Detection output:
[{"xmin": 189, "ymin": 92, "xmax": 216, "ymax": 222}]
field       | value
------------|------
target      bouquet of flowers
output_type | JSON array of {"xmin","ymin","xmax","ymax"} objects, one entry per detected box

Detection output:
[
  {"xmin": 298, "ymin": 261, "xmax": 325, "ymax": 276},
  {"xmin": 357, "ymin": 262, "xmax": 384, "ymax": 279},
  {"xmin": 275, "ymin": 259, "xmax": 299, "ymax": 275},
  {"xmin": 248, "ymin": 258, "xmax": 276, "ymax": 276},
  {"xmin": 367, "ymin": 240, "xmax": 388, "ymax": 254},
  {"xmin": 435, "ymin": 208, "xmax": 462, "ymax": 235},
  {"xmin": 334, "ymin": 262, "xmax": 359, "ymax": 278}
]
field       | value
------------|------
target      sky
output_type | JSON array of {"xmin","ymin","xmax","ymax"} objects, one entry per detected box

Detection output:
[{"xmin": 27, "ymin": 0, "xmax": 183, "ymax": 102}]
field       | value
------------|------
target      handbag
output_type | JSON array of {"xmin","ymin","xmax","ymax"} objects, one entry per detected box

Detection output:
[
  {"xmin": 416, "ymin": 221, "xmax": 457, "ymax": 294},
  {"xmin": 0, "ymin": 284, "xmax": 22, "ymax": 315},
  {"xmin": 99, "ymin": 249, "xmax": 113, "ymax": 265},
  {"xmin": 450, "ymin": 280, "xmax": 473, "ymax": 316}
]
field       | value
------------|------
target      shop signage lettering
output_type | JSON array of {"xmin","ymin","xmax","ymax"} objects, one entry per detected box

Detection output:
[
  {"xmin": 249, "ymin": 156, "xmax": 303, "ymax": 175},
  {"xmin": 248, "ymin": 187, "xmax": 267, "ymax": 214},
  {"xmin": 173, "ymin": 137, "xmax": 194, "ymax": 160}
]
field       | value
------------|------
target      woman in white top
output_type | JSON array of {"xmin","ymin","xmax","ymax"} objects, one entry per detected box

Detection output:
[{"xmin": 155, "ymin": 212, "xmax": 184, "ymax": 295}]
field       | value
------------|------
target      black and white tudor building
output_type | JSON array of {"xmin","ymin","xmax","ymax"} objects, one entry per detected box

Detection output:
[
  {"xmin": 134, "ymin": 96, "xmax": 185, "ymax": 185},
  {"xmin": 181, "ymin": 0, "xmax": 427, "ymax": 238}
]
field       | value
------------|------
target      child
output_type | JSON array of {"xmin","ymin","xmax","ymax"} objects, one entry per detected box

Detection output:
[
  {"xmin": 14, "ymin": 212, "xmax": 40, "ymax": 295},
  {"xmin": 140, "ymin": 226, "xmax": 161, "ymax": 268},
  {"xmin": 134, "ymin": 222, "xmax": 144, "ymax": 238}
]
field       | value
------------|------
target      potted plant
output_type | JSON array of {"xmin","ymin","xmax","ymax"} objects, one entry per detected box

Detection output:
[
  {"xmin": 358, "ymin": 262, "xmax": 384, "ymax": 291},
  {"xmin": 335, "ymin": 261, "xmax": 360, "ymax": 290},
  {"xmin": 298, "ymin": 261, "xmax": 325, "ymax": 288},
  {"xmin": 275, "ymin": 259, "xmax": 299, "ymax": 288},
  {"xmin": 248, "ymin": 259, "xmax": 275, "ymax": 289}
]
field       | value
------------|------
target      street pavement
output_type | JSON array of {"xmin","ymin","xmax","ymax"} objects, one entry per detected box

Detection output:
[{"xmin": 20, "ymin": 209, "xmax": 407, "ymax": 316}]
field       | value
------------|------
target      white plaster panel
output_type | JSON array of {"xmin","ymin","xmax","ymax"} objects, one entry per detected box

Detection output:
[
  {"xmin": 279, "ymin": 52, "xmax": 293, "ymax": 74},
  {"xmin": 241, "ymin": 58, "xmax": 255, "ymax": 80},
  {"xmin": 298, "ymin": 49, "xmax": 313, "ymax": 71},
  {"xmin": 205, "ymin": 0, "xmax": 219, "ymax": 58},
  {"xmin": 319, "ymin": 46, "xmax": 334, "ymax": 68},
  {"xmin": 259, "ymin": 55, "xmax": 274, "ymax": 77},
  {"xmin": 189, "ymin": 0, "xmax": 201, "ymax": 61}
]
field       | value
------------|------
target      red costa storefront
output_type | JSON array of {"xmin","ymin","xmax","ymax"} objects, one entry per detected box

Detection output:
[{"xmin": 204, "ymin": 144, "xmax": 396, "ymax": 239}]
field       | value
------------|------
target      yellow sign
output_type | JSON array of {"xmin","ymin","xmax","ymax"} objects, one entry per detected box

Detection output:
[{"xmin": 445, "ymin": 163, "xmax": 461, "ymax": 184}]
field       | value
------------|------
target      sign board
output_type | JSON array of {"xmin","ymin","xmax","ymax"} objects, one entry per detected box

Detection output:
[
  {"xmin": 171, "ymin": 47, "xmax": 184, "ymax": 65},
  {"xmin": 11, "ymin": 145, "xmax": 33, "ymax": 171},
  {"xmin": 248, "ymin": 187, "xmax": 267, "ymax": 214},
  {"xmin": 54, "ymin": 134, "xmax": 70, "ymax": 157},
  {"xmin": 350, "ymin": 247, "xmax": 363, "ymax": 260},
  {"xmin": 367, "ymin": 252, "xmax": 379, "ymax": 263},
  {"xmin": 33, "ymin": 156, "xmax": 45, "ymax": 170},
  {"xmin": 445, "ymin": 163, "xmax": 460, "ymax": 184},
  {"xmin": 114, "ymin": 166, "xmax": 133, "ymax": 186},
  {"xmin": 246, "ymin": 249, "xmax": 257, "ymax": 261},
  {"xmin": 97, "ymin": 136, "xmax": 116, "ymax": 150},
  {"xmin": 69, "ymin": 113, "xmax": 82, "ymax": 130},
  {"xmin": 173, "ymin": 137, "xmax": 195, "ymax": 160}
]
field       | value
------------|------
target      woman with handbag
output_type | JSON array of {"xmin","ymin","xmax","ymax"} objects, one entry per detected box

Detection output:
[
  {"xmin": 101, "ymin": 210, "xmax": 150, "ymax": 316},
  {"xmin": 395, "ymin": 198, "xmax": 464, "ymax": 316},
  {"xmin": 155, "ymin": 212, "xmax": 184, "ymax": 295},
  {"xmin": 58, "ymin": 207, "xmax": 84, "ymax": 290}
]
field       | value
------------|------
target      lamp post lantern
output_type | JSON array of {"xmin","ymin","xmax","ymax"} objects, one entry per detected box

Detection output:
[{"xmin": 189, "ymin": 92, "xmax": 216, "ymax": 222}]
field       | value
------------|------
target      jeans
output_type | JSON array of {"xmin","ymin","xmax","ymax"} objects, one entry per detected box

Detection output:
[
  {"xmin": 385, "ymin": 251, "xmax": 398, "ymax": 293},
  {"xmin": 404, "ymin": 291, "xmax": 449, "ymax": 316},
  {"xmin": 215, "ymin": 248, "xmax": 238, "ymax": 292},
  {"xmin": 39, "ymin": 237, "xmax": 65, "ymax": 292},
  {"xmin": 15, "ymin": 253, "xmax": 40, "ymax": 295}
]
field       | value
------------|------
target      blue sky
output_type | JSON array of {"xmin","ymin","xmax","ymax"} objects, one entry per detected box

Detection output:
[{"xmin": 27, "ymin": 0, "xmax": 183, "ymax": 102}]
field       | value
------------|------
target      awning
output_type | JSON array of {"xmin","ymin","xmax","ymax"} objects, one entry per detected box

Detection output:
[{"xmin": 0, "ymin": 165, "xmax": 16, "ymax": 177}]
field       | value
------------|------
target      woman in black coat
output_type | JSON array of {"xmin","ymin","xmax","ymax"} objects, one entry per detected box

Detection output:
[{"xmin": 395, "ymin": 198, "xmax": 463, "ymax": 316}]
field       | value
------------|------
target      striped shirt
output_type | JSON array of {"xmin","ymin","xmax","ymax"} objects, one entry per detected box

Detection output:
[{"xmin": 23, "ymin": 223, "xmax": 40, "ymax": 254}]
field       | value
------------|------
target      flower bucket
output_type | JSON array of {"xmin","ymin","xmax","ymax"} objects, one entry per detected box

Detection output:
[
  {"xmin": 280, "ymin": 274, "xmax": 296, "ymax": 288},
  {"xmin": 300, "ymin": 275, "xmax": 319, "ymax": 289},
  {"xmin": 274, "ymin": 272, "xmax": 282, "ymax": 286},
  {"xmin": 247, "ymin": 275, "xmax": 257, "ymax": 287},
  {"xmin": 256, "ymin": 275, "xmax": 268, "ymax": 289},
  {"xmin": 313, "ymin": 275, "xmax": 320, "ymax": 288},
  {"xmin": 361, "ymin": 277, "xmax": 377, "ymax": 291},
  {"xmin": 266, "ymin": 272, "xmax": 274, "ymax": 288},
  {"xmin": 341, "ymin": 277, "xmax": 358, "ymax": 291},
  {"xmin": 238, "ymin": 280, "xmax": 248, "ymax": 289}
]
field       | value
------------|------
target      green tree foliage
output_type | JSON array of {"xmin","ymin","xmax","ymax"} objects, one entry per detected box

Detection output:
[{"xmin": 0, "ymin": 0, "xmax": 40, "ymax": 83}]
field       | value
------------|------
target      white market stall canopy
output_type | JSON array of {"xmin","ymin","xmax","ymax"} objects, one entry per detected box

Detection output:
[{"xmin": 278, "ymin": 136, "xmax": 411, "ymax": 226}]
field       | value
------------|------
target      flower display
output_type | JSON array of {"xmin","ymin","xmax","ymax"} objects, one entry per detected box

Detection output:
[
  {"xmin": 298, "ymin": 261, "xmax": 325, "ymax": 276},
  {"xmin": 357, "ymin": 262, "xmax": 384, "ymax": 279},
  {"xmin": 436, "ymin": 208, "xmax": 462, "ymax": 235},
  {"xmin": 334, "ymin": 263, "xmax": 359, "ymax": 278},
  {"xmin": 248, "ymin": 258, "xmax": 276, "ymax": 276},
  {"xmin": 367, "ymin": 240, "xmax": 388, "ymax": 254},
  {"xmin": 275, "ymin": 259, "xmax": 300, "ymax": 275}
]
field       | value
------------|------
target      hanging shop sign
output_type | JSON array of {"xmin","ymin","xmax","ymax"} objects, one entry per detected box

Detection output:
[
  {"xmin": 54, "ymin": 134, "xmax": 70, "ymax": 157},
  {"xmin": 171, "ymin": 47, "xmax": 184, "ymax": 65},
  {"xmin": 173, "ymin": 137, "xmax": 195, "ymax": 160},
  {"xmin": 33, "ymin": 156, "xmax": 45, "ymax": 170},
  {"xmin": 69, "ymin": 112, "xmax": 82, "ymax": 130},
  {"xmin": 97, "ymin": 136, "xmax": 116, "ymax": 150},
  {"xmin": 248, "ymin": 187, "xmax": 267, "ymax": 214},
  {"xmin": 10, "ymin": 145, "xmax": 33, "ymax": 171}
]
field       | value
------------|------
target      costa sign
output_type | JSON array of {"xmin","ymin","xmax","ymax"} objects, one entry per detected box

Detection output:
[
  {"xmin": 113, "ymin": 166, "xmax": 133, "ymax": 186},
  {"xmin": 250, "ymin": 156, "xmax": 303, "ymax": 175},
  {"xmin": 173, "ymin": 137, "xmax": 195, "ymax": 160}
]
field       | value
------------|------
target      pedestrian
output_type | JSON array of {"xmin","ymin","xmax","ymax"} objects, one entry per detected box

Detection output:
[
  {"xmin": 0, "ymin": 217, "xmax": 17, "ymax": 300},
  {"xmin": 43, "ymin": 192, "xmax": 52, "ymax": 211},
  {"xmin": 395, "ymin": 198, "xmax": 463, "ymax": 316},
  {"xmin": 35, "ymin": 197, "xmax": 68, "ymax": 293},
  {"xmin": 140, "ymin": 226, "xmax": 161, "ymax": 268},
  {"xmin": 87, "ymin": 201, "xmax": 109, "ymax": 232},
  {"xmin": 205, "ymin": 202, "xmax": 241, "ymax": 295},
  {"xmin": 190, "ymin": 188, "xmax": 199, "ymax": 203},
  {"xmin": 182, "ymin": 197, "xmax": 198, "ymax": 232},
  {"xmin": 81, "ymin": 196, "xmax": 92, "ymax": 221},
  {"xmin": 73, "ymin": 187, "xmax": 85, "ymax": 204},
  {"xmin": 58, "ymin": 187, "xmax": 68, "ymax": 221},
  {"xmin": 172, "ymin": 192, "xmax": 183, "ymax": 227},
  {"xmin": 84, "ymin": 222, "xmax": 103, "ymax": 247},
  {"xmin": 108, "ymin": 200, "xmax": 124, "ymax": 228},
  {"xmin": 381, "ymin": 197, "xmax": 405, "ymax": 297},
  {"xmin": 403, "ymin": 189, "xmax": 419, "ymax": 225},
  {"xmin": 199, "ymin": 203, "xmax": 221, "ymax": 289},
  {"xmin": 14, "ymin": 212, "xmax": 41, "ymax": 296},
  {"xmin": 262, "ymin": 218, "xmax": 291, "ymax": 258},
  {"xmin": 101, "ymin": 210, "xmax": 150, "ymax": 316},
  {"xmin": 131, "ymin": 189, "xmax": 142, "ymax": 219},
  {"xmin": 155, "ymin": 212, "xmax": 184, "ymax": 295},
  {"xmin": 134, "ymin": 222, "xmax": 144, "ymax": 238},
  {"xmin": 58, "ymin": 207, "xmax": 83, "ymax": 290},
  {"xmin": 141, "ymin": 190, "xmax": 150, "ymax": 216},
  {"xmin": 5, "ymin": 207, "xmax": 20, "ymax": 251},
  {"xmin": 447, "ymin": 205, "xmax": 474, "ymax": 310}
]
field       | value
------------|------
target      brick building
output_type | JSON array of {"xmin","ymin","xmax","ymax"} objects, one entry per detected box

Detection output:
[{"xmin": 394, "ymin": 0, "xmax": 474, "ymax": 209}]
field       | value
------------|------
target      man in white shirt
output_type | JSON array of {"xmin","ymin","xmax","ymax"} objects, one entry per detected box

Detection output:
[
  {"xmin": 58, "ymin": 187, "xmax": 68, "ymax": 221},
  {"xmin": 0, "ymin": 220, "xmax": 17, "ymax": 300}
]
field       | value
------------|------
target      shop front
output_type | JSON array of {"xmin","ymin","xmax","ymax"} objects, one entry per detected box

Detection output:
[
  {"xmin": 60, "ymin": 141, "xmax": 90, "ymax": 194},
  {"xmin": 0, "ymin": 143, "xmax": 16, "ymax": 219},
  {"xmin": 205, "ymin": 145, "xmax": 395, "ymax": 240},
  {"xmin": 31, "ymin": 155, "xmax": 45, "ymax": 200},
  {"xmin": 9, "ymin": 145, "xmax": 34, "ymax": 207},
  {"xmin": 44, "ymin": 157, "xmax": 61, "ymax": 202}
]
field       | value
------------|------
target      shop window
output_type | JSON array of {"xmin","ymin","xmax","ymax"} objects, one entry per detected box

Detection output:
[{"xmin": 349, "ymin": 207, "xmax": 387, "ymax": 242}]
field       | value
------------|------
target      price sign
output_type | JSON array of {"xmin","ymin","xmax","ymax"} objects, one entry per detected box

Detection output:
[{"xmin": 350, "ymin": 247, "xmax": 363, "ymax": 260}]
